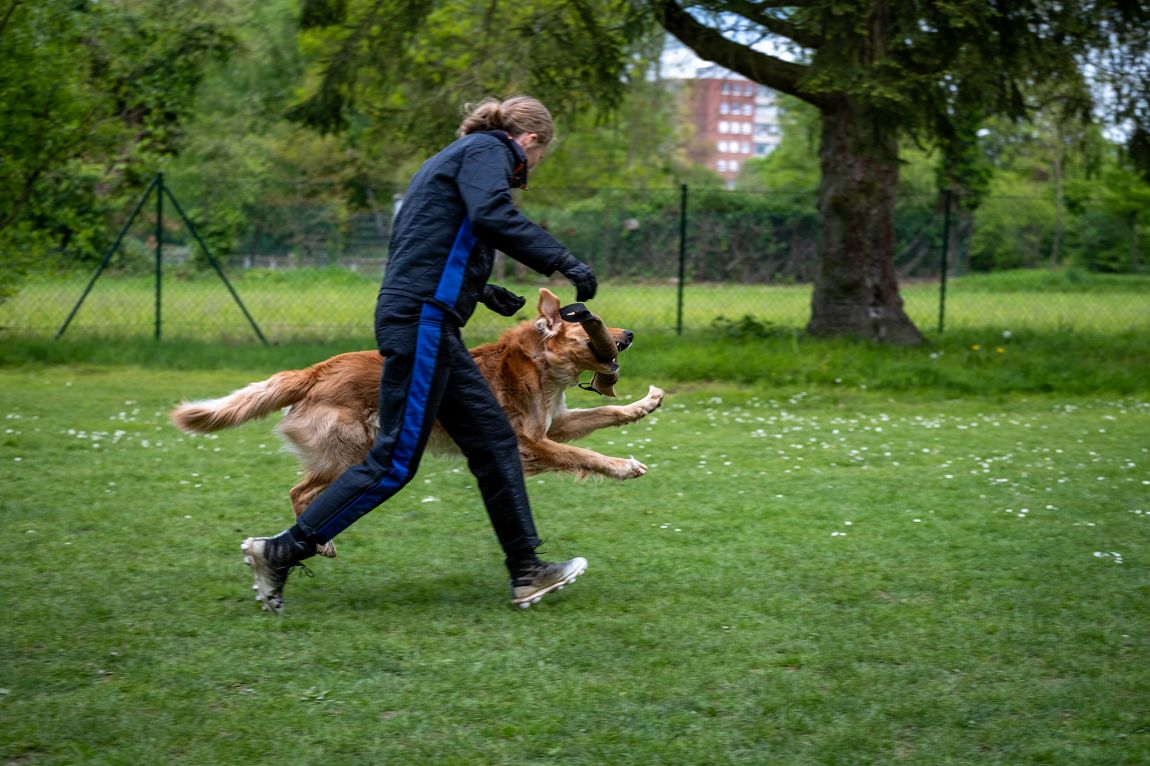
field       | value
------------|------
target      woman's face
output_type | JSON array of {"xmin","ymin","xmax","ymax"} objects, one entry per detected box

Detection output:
[{"xmin": 515, "ymin": 132, "xmax": 549, "ymax": 170}]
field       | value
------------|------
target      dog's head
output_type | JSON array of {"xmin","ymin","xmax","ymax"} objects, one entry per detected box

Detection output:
[{"xmin": 533, "ymin": 288, "xmax": 633, "ymax": 384}]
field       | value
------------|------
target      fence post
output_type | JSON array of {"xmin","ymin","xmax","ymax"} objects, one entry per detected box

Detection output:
[
  {"xmin": 676, "ymin": 183, "xmax": 688, "ymax": 335},
  {"xmin": 938, "ymin": 188, "xmax": 951, "ymax": 333},
  {"xmin": 155, "ymin": 172, "xmax": 164, "ymax": 340}
]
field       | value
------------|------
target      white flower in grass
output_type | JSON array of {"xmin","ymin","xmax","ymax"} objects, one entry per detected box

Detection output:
[{"xmin": 421, "ymin": 496, "xmax": 439, "ymax": 503}]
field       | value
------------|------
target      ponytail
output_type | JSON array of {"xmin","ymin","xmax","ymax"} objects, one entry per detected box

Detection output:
[{"xmin": 458, "ymin": 95, "xmax": 555, "ymax": 145}]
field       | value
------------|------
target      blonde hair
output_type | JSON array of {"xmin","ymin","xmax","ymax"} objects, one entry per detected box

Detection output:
[{"xmin": 458, "ymin": 96, "xmax": 555, "ymax": 145}]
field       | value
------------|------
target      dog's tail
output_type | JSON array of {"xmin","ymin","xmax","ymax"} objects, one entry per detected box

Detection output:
[{"xmin": 170, "ymin": 369, "xmax": 315, "ymax": 433}]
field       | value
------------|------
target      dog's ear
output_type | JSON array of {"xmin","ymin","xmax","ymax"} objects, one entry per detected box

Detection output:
[{"xmin": 537, "ymin": 288, "xmax": 562, "ymax": 333}]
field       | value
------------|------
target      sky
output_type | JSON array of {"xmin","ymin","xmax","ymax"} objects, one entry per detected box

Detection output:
[{"xmin": 659, "ymin": 38, "xmax": 715, "ymax": 79}]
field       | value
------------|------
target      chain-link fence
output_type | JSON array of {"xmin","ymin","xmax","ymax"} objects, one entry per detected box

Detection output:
[{"xmin": 3, "ymin": 177, "xmax": 1147, "ymax": 344}]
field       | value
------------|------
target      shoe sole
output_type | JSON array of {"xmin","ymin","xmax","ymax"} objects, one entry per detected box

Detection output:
[
  {"xmin": 241, "ymin": 537, "xmax": 284, "ymax": 615},
  {"xmin": 512, "ymin": 558, "xmax": 588, "ymax": 609}
]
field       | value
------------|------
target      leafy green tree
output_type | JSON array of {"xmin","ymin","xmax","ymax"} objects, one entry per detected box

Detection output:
[
  {"xmin": 285, "ymin": 0, "xmax": 649, "ymax": 160},
  {"xmin": 163, "ymin": 0, "xmax": 342, "ymax": 261},
  {"xmin": 531, "ymin": 40, "xmax": 688, "ymax": 191},
  {"xmin": 974, "ymin": 118, "xmax": 1149, "ymax": 273},
  {"xmin": 652, "ymin": 0, "xmax": 1150, "ymax": 344},
  {"xmin": 0, "ymin": 0, "xmax": 233, "ymax": 298},
  {"xmin": 1066, "ymin": 160, "xmax": 1150, "ymax": 272}
]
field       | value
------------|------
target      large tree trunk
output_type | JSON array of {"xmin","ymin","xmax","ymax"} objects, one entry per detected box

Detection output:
[{"xmin": 807, "ymin": 99, "xmax": 924, "ymax": 345}]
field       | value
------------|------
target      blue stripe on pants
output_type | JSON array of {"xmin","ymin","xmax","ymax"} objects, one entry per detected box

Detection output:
[
  {"xmin": 310, "ymin": 302, "xmax": 445, "ymax": 541},
  {"xmin": 302, "ymin": 215, "xmax": 475, "ymax": 542}
]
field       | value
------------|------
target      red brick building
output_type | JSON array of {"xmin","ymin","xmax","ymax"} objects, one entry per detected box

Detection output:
[{"xmin": 682, "ymin": 65, "xmax": 782, "ymax": 187}]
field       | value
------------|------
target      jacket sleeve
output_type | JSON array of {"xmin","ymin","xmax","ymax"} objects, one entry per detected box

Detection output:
[{"xmin": 455, "ymin": 137, "xmax": 568, "ymax": 276}]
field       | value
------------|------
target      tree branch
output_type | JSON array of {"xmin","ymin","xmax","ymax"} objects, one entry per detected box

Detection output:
[
  {"xmin": 720, "ymin": 0, "xmax": 822, "ymax": 49},
  {"xmin": 652, "ymin": 0, "xmax": 818, "ymax": 103},
  {"xmin": 0, "ymin": 0, "xmax": 21, "ymax": 44}
]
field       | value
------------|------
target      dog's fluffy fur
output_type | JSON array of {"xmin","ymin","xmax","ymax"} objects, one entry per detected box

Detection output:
[{"xmin": 171, "ymin": 289, "xmax": 663, "ymax": 554}]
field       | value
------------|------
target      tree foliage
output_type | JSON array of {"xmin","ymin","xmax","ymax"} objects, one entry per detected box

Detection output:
[
  {"xmin": 0, "ymin": 0, "xmax": 233, "ymax": 297},
  {"xmin": 285, "ymin": 0, "xmax": 651, "ymax": 159}
]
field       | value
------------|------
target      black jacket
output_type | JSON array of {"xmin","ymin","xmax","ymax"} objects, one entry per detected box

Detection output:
[{"xmin": 378, "ymin": 131, "xmax": 569, "ymax": 326}]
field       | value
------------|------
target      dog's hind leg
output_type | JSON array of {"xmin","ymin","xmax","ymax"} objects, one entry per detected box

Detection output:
[
  {"xmin": 290, "ymin": 472, "xmax": 339, "ymax": 557},
  {"xmin": 547, "ymin": 385, "xmax": 664, "ymax": 442}
]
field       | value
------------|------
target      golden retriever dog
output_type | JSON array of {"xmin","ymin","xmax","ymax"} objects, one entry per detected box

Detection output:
[{"xmin": 171, "ymin": 288, "xmax": 664, "ymax": 556}]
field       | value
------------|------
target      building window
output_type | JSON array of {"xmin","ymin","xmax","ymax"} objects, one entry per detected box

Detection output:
[
  {"xmin": 741, "ymin": 142, "xmax": 751, "ymax": 154},
  {"xmin": 742, "ymin": 122, "xmax": 752, "ymax": 135},
  {"xmin": 718, "ymin": 121, "xmax": 728, "ymax": 134},
  {"xmin": 719, "ymin": 102, "xmax": 730, "ymax": 115},
  {"xmin": 729, "ymin": 160, "xmax": 739, "ymax": 173},
  {"xmin": 717, "ymin": 159, "xmax": 728, "ymax": 172}
]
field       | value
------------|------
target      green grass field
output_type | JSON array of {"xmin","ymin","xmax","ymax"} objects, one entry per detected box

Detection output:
[
  {"xmin": 2, "ymin": 331, "xmax": 1149, "ymax": 764},
  {"xmin": 4, "ymin": 268, "xmax": 1149, "ymax": 343}
]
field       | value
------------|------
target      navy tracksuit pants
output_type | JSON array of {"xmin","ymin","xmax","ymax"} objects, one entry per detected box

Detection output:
[{"xmin": 292, "ymin": 302, "xmax": 542, "ymax": 565}]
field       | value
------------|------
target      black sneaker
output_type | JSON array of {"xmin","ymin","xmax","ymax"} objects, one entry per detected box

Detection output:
[
  {"xmin": 510, "ymin": 557, "xmax": 588, "ymax": 609},
  {"xmin": 240, "ymin": 534, "xmax": 311, "ymax": 614}
]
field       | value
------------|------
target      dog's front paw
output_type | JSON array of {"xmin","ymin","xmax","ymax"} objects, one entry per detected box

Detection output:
[
  {"xmin": 643, "ymin": 385, "xmax": 665, "ymax": 412},
  {"xmin": 615, "ymin": 456, "xmax": 648, "ymax": 479},
  {"xmin": 627, "ymin": 386, "xmax": 664, "ymax": 421}
]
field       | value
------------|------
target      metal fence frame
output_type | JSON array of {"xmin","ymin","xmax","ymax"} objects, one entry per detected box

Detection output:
[{"xmin": 4, "ymin": 179, "xmax": 1147, "ymax": 343}]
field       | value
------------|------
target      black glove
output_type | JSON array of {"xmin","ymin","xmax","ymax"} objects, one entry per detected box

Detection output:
[
  {"xmin": 480, "ymin": 284, "xmax": 526, "ymax": 317},
  {"xmin": 554, "ymin": 253, "xmax": 597, "ymax": 302}
]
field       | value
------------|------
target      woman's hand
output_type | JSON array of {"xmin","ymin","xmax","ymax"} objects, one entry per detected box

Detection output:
[
  {"xmin": 481, "ymin": 284, "xmax": 527, "ymax": 316},
  {"xmin": 554, "ymin": 254, "xmax": 597, "ymax": 302}
]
